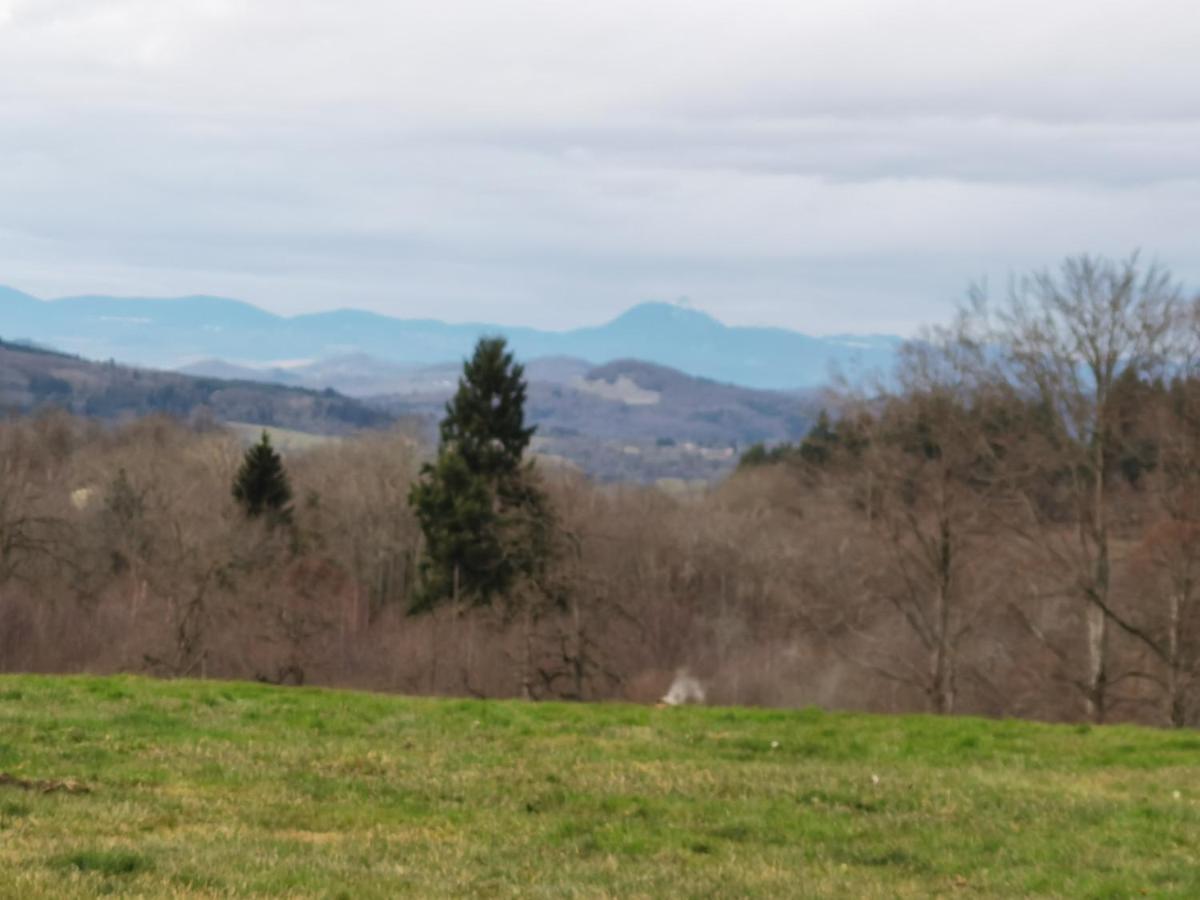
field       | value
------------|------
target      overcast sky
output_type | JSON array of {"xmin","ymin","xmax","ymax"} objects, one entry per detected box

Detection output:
[{"xmin": 2, "ymin": 1, "xmax": 1199, "ymax": 334}]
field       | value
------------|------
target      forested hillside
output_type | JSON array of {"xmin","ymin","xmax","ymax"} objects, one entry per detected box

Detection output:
[
  {"xmin": 0, "ymin": 339, "xmax": 392, "ymax": 434},
  {"xmin": 373, "ymin": 357, "xmax": 818, "ymax": 482}
]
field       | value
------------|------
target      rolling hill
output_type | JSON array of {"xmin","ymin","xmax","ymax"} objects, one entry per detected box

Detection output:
[
  {"xmin": 0, "ymin": 339, "xmax": 392, "ymax": 436},
  {"xmin": 363, "ymin": 357, "xmax": 821, "ymax": 482}
]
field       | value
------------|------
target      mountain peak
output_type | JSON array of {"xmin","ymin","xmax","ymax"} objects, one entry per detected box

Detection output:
[
  {"xmin": 606, "ymin": 302, "xmax": 722, "ymax": 332},
  {"xmin": 0, "ymin": 285, "xmax": 42, "ymax": 305}
]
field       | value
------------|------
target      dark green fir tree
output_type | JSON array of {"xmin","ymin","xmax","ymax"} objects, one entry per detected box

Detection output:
[
  {"xmin": 409, "ymin": 337, "xmax": 554, "ymax": 612},
  {"xmin": 232, "ymin": 431, "xmax": 293, "ymax": 523}
]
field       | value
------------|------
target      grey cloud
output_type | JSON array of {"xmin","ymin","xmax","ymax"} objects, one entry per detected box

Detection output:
[{"xmin": 1, "ymin": 0, "xmax": 1199, "ymax": 334}]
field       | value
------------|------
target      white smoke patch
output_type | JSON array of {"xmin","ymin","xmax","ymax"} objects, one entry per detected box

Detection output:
[{"xmin": 661, "ymin": 669, "xmax": 706, "ymax": 706}]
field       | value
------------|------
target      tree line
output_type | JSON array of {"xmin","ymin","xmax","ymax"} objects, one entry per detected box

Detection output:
[
  {"xmin": 746, "ymin": 253, "xmax": 1200, "ymax": 724},
  {"xmin": 4, "ymin": 252, "xmax": 1200, "ymax": 726}
]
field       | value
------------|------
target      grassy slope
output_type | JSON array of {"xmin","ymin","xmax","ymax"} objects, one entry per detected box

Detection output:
[{"xmin": 0, "ymin": 677, "xmax": 1198, "ymax": 898}]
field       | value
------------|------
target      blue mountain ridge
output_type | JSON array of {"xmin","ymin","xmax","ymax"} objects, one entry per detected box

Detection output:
[{"xmin": 0, "ymin": 288, "xmax": 900, "ymax": 391}]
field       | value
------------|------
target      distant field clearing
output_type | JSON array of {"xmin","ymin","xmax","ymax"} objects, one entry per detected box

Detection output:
[
  {"xmin": 571, "ymin": 374, "xmax": 661, "ymax": 406},
  {"xmin": 224, "ymin": 422, "xmax": 339, "ymax": 452}
]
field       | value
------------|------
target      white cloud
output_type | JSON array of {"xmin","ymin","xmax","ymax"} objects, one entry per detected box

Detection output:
[{"xmin": 1, "ymin": 1, "xmax": 1199, "ymax": 333}]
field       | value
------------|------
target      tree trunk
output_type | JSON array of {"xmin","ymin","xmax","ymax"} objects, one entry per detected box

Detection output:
[
  {"xmin": 931, "ymin": 514, "xmax": 956, "ymax": 715},
  {"xmin": 1168, "ymin": 590, "xmax": 1184, "ymax": 728},
  {"xmin": 428, "ymin": 609, "xmax": 439, "ymax": 694},
  {"xmin": 464, "ymin": 610, "xmax": 475, "ymax": 694},
  {"xmin": 1083, "ymin": 600, "xmax": 1108, "ymax": 724},
  {"xmin": 521, "ymin": 603, "xmax": 535, "ymax": 701},
  {"xmin": 1084, "ymin": 443, "xmax": 1110, "ymax": 724},
  {"xmin": 931, "ymin": 616, "xmax": 956, "ymax": 715},
  {"xmin": 570, "ymin": 594, "xmax": 585, "ymax": 700}
]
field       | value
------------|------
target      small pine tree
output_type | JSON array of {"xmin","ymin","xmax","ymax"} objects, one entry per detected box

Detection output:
[
  {"xmin": 409, "ymin": 337, "xmax": 553, "ymax": 611},
  {"xmin": 232, "ymin": 431, "xmax": 293, "ymax": 522},
  {"xmin": 799, "ymin": 409, "xmax": 838, "ymax": 466}
]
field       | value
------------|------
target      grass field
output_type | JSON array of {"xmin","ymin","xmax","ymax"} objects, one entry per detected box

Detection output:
[{"xmin": 1, "ymin": 676, "xmax": 1199, "ymax": 898}]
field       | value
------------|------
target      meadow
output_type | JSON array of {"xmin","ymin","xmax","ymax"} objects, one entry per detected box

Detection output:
[{"xmin": 1, "ymin": 675, "xmax": 1198, "ymax": 897}]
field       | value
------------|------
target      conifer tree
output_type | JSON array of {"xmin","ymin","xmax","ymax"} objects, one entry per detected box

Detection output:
[
  {"xmin": 438, "ymin": 337, "xmax": 536, "ymax": 481},
  {"xmin": 409, "ymin": 337, "xmax": 553, "ymax": 611},
  {"xmin": 232, "ymin": 431, "xmax": 293, "ymax": 523},
  {"xmin": 799, "ymin": 409, "xmax": 838, "ymax": 466}
]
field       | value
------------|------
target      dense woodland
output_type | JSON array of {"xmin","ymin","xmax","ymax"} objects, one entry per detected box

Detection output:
[{"xmin": 5, "ymin": 254, "xmax": 1200, "ymax": 727}]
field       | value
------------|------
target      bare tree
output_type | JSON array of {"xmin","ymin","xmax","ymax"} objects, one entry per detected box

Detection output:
[
  {"xmin": 1129, "ymin": 518, "xmax": 1200, "ymax": 726},
  {"xmin": 805, "ymin": 334, "xmax": 1007, "ymax": 714},
  {"xmin": 1111, "ymin": 308, "xmax": 1200, "ymax": 725},
  {"xmin": 968, "ymin": 253, "xmax": 1182, "ymax": 721}
]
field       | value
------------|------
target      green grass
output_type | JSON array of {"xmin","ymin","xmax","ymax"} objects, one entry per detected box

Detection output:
[{"xmin": 1, "ymin": 676, "xmax": 1198, "ymax": 898}]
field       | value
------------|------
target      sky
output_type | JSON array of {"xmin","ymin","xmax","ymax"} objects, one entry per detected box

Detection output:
[{"xmin": 1, "ymin": 0, "xmax": 1199, "ymax": 335}]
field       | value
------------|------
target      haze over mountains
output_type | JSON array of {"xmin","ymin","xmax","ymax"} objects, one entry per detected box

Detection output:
[
  {"xmin": 0, "ymin": 285, "xmax": 904, "ymax": 481},
  {"xmin": 0, "ymin": 286, "xmax": 898, "ymax": 391}
]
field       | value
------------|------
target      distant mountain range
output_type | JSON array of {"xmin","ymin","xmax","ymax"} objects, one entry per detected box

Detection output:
[
  {"xmin": 0, "ymin": 285, "xmax": 888, "ymax": 480},
  {"xmin": 0, "ymin": 286, "xmax": 899, "ymax": 391},
  {"xmin": 0, "ymin": 332, "xmax": 824, "ymax": 482}
]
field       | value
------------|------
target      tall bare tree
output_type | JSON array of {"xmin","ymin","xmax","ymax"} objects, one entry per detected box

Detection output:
[
  {"xmin": 804, "ymin": 332, "xmax": 1005, "ymax": 714},
  {"xmin": 1109, "ymin": 303, "xmax": 1200, "ymax": 726},
  {"xmin": 968, "ymin": 253, "xmax": 1182, "ymax": 721}
]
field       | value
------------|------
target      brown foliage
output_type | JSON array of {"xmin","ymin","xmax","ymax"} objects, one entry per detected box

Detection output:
[{"xmin": 3, "ymin": 351, "xmax": 1200, "ymax": 729}]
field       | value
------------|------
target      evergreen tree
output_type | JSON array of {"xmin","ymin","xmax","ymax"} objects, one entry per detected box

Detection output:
[
  {"xmin": 438, "ymin": 337, "xmax": 536, "ymax": 480},
  {"xmin": 409, "ymin": 337, "xmax": 553, "ymax": 611},
  {"xmin": 232, "ymin": 431, "xmax": 293, "ymax": 522},
  {"xmin": 799, "ymin": 409, "xmax": 838, "ymax": 466}
]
